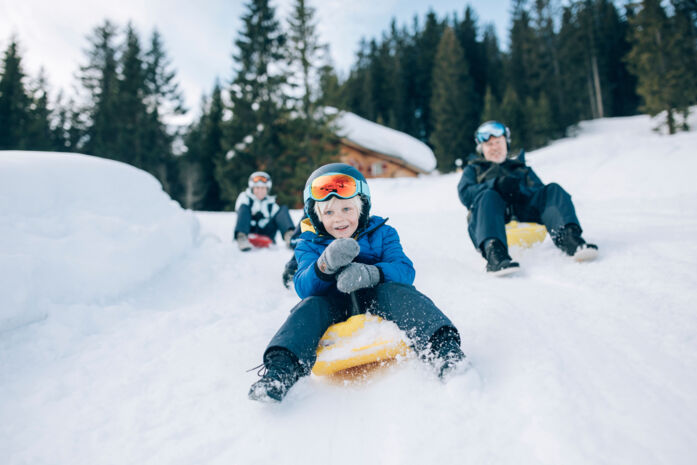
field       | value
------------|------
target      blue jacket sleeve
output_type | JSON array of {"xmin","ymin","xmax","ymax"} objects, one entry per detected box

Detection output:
[
  {"xmin": 372, "ymin": 226, "xmax": 415, "ymax": 286},
  {"xmin": 293, "ymin": 239, "xmax": 334, "ymax": 299},
  {"xmin": 457, "ymin": 165, "xmax": 495, "ymax": 210}
]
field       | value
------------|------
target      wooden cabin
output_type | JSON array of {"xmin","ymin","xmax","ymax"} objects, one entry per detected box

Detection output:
[
  {"xmin": 338, "ymin": 140, "xmax": 423, "ymax": 178},
  {"xmin": 332, "ymin": 111, "xmax": 436, "ymax": 179}
]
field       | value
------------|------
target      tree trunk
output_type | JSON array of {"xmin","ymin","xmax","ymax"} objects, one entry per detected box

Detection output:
[
  {"xmin": 667, "ymin": 107, "xmax": 675, "ymax": 134},
  {"xmin": 587, "ymin": 71, "xmax": 598, "ymax": 119},
  {"xmin": 591, "ymin": 53, "xmax": 604, "ymax": 118}
]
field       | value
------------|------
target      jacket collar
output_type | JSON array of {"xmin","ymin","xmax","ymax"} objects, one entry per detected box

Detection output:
[{"xmin": 300, "ymin": 216, "xmax": 388, "ymax": 242}]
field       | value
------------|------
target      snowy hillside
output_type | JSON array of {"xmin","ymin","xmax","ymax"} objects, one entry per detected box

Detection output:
[{"xmin": 2, "ymin": 113, "xmax": 697, "ymax": 465}]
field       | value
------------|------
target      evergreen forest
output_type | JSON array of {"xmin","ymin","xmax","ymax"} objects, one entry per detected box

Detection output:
[{"xmin": 1, "ymin": 0, "xmax": 696, "ymax": 210}]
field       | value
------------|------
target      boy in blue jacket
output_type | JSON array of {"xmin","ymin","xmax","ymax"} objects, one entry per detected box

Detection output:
[{"xmin": 249, "ymin": 163, "xmax": 466, "ymax": 402}]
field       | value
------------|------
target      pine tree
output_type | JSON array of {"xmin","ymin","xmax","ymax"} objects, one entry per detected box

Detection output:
[
  {"xmin": 0, "ymin": 37, "xmax": 31, "ymax": 149},
  {"xmin": 286, "ymin": 0, "xmax": 324, "ymax": 119},
  {"xmin": 144, "ymin": 29, "xmax": 186, "ymax": 115},
  {"xmin": 142, "ymin": 28, "xmax": 186, "ymax": 195},
  {"xmin": 342, "ymin": 39, "xmax": 371, "ymax": 118},
  {"xmin": 626, "ymin": 0, "xmax": 696, "ymax": 133},
  {"xmin": 50, "ymin": 91, "xmax": 72, "ymax": 151},
  {"xmin": 389, "ymin": 21, "xmax": 419, "ymax": 136},
  {"xmin": 528, "ymin": 92, "xmax": 553, "ymax": 148},
  {"xmin": 219, "ymin": 0, "xmax": 289, "ymax": 209},
  {"xmin": 117, "ymin": 22, "xmax": 149, "ymax": 168},
  {"xmin": 181, "ymin": 83, "xmax": 226, "ymax": 210},
  {"xmin": 508, "ymin": 1, "xmax": 537, "ymax": 105},
  {"xmin": 281, "ymin": 0, "xmax": 339, "ymax": 207},
  {"xmin": 51, "ymin": 93, "xmax": 85, "ymax": 152},
  {"xmin": 317, "ymin": 62, "xmax": 343, "ymax": 108},
  {"xmin": 481, "ymin": 24, "xmax": 505, "ymax": 105},
  {"xmin": 178, "ymin": 126, "xmax": 206, "ymax": 210},
  {"xmin": 597, "ymin": 0, "xmax": 639, "ymax": 117},
  {"xmin": 481, "ymin": 86, "xmax": 501, "ymax": 122},
  {"xmin": 669, "ymin": 0, "xmax": 697, "ymax": 127},
  {"xmin": 80, "ymin": 20, "xmax": 121, "ymax": 158},
  {"xmin": 24, "ymin": 69, "xmax": 54, "ymax": 150},
  {"xmin": 199, "ymin": 84, "xmax": 226, "ymax": 210},
  {"xmin": 454, "ymin": 6, "xmax": 485, "ymax": 115},
  {"xmin": 531, "ymin": 0, "xmax": 565, "ymax": 134},
  {"xmin": 500, "ymin": 85, "xmax": 526, "ymax": 151},
  {"xmin": 414, "ymin": 11, "xmax": 444, "ymax": 142},
  {"xmin": 430, "ymin": 27, "xmax": 477, "ymax": 171},
  {"xmin": 557, "ymin": 4, "xmax": 592, "ymax": 125}
]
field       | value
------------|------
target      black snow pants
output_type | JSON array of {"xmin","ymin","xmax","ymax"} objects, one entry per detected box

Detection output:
[
  {"xmin": 468, "ymin": 182, "xmax": 581, "ymax": 253},
  {"xmin": 235, "ymin": 204, "xmax": 294, "ymax": 241},
  {"xmin": 264, "ymin": 282, "xmax": 460, "ymax": 375}
]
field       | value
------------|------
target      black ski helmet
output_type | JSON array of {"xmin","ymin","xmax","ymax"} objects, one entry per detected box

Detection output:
[
  {"xmin": 303, "ymin": 163, "xmax": 371, "ymax": 236},
  {"xmin": 474, "ymin": 121, "xmax": 511, "ymax": 153}
]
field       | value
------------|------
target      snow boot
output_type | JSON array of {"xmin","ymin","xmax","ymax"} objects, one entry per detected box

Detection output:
[
  {"xmin": 248, "ymin": 349, "xmax": 301, "ymax": 403},
  {"xmin": 236, "ymin": 232, "xmax": 253, "ymax": 252},
  {"xmin": 483, "ymin": 238, "xmax": 520, "ymax": 276},
  {"xmin": 553, "ymin": 224, "xmax": 598, "ymax": 261},
  {"xmin": 430, "ymin": 328, "xmax": 467, "ymax": 381}
]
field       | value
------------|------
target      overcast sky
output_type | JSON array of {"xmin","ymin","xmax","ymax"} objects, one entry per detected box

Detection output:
[{"xmin": 1, "ymin": 0, "xmax": 511, "ymax": 119}]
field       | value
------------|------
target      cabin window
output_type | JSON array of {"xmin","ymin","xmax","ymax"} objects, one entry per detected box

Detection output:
[{"xmin": 371, "ymin": 162, "xmax": 384, "ymax": 176}]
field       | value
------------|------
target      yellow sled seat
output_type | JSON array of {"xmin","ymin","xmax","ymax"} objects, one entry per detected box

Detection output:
[
  {"xmin": 312, "ymin": 314, "xmax": 410, "ymax": 376},
  {"xmin": 506, "ymin": 220, "xmax": 547, "ymax": 247}
]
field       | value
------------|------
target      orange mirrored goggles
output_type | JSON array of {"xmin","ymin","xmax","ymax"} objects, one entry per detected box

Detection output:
[
  {"xmin": 304, "ymin": 173, "xmax": 370, "ymax": 202},
  {"xmin": 252, "ymin": 175, "xmax": 269, "ymax": 183}
]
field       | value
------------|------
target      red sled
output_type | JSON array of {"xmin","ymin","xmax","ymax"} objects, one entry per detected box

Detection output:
[{"xmin": 248, "ymin": 233, "xmax": 274, "ymax": 248}]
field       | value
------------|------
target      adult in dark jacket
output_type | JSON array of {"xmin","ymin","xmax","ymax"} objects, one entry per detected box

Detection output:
[
  {"xmin": 457, "ymin": 121, "xmax": 598, "ymax": 275},
  {"xmin": 249, "ymin": 163, "xmax": 467, "ymax": 402}
]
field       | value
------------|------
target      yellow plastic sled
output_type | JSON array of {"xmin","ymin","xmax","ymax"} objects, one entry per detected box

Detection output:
[
  {"xmin": 312, "ymin": 314, "xmax": 410, "ymax": 376},
  {"xmin": 506, "ymin": 220, "xmax": 547, "ymax": 247}
]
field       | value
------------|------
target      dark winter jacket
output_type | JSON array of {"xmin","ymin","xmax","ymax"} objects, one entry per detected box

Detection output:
[
  {"xmin": 457, "ymin": 151, "xmax": 545, "ymax": 210},
  {"xmin": 293, "ymin": 216, "xmax": 415, "ymax": 299}
]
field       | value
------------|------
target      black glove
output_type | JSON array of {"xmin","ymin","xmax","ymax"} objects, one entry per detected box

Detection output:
[
  {"xmin": 282, "ymin": 255, "xmax": 298, "ymax": 289},
  {"xmin": 336, "ymin": 263, "xmax": 381, "ymax": 293},
  {"xmin": 494, "ymin": 176, "xmax": 521, "ymax": 202},
  {"xmin": 316, "ymin": 238, "xmax": 360, "ymax": 275}
]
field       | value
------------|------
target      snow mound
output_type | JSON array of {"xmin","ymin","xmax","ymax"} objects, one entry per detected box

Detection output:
[{"xmin": 0, "ymin": 151, "xmax": 199, "ymax": 332}]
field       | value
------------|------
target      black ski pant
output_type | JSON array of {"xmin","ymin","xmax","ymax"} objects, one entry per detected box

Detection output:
[
  {"xmin": 234, "ymin": 204, "xmax": 294, "ymax": 241},
  {"xmin": 468, "ymin": 183, "xmax": 581, "ymax": 254},
  {"xmin": 264, "ymin": 282, "xmax": 460, "ymax": 375}
]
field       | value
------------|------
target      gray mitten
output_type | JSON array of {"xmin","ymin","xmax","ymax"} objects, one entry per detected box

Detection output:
[
  {"xmin": 316, "ymin": 238, "xmax": 360, "ymax": 275},
  {"xmin": 336, "ymin": 263, "xmax": 381, "ymax": 293}
]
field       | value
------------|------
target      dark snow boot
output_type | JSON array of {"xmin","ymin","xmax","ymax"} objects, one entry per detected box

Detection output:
[
  {"xmin": 483, "ymin": 238, "xmax": 520, "ymax": 276},
  {"xmin": 248, "ymin": 349, "xmax": 301, "ymax": 403},
  {"xmin": 553, "ymin": 224, "xmax": 598, "ymax": 261},
  {"xmin": 430, "ymin": 328, "xmax": 467, "ymax": 381}
]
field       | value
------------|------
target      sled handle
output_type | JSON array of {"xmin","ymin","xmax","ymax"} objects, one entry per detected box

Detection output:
[{"xmin": 350, "ymin": 292, "xmax": 361, "ymax": 316}]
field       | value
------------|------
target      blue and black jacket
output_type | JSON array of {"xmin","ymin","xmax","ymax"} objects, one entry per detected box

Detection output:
[
  {"xmin": 457, "ymin": 150, "xmax": 545, "ymax": 210},
  {"xmin": 293, "ymin": 215, "xmax": 415, "ymax": 299}
]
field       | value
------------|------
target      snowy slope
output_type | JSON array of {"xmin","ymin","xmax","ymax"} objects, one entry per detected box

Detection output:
[{"xmin": 2, "ymin": 113, "xmax": 697, "ymax": 465}]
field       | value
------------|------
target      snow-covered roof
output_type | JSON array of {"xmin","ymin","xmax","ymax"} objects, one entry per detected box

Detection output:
[{"xmin": 333, "ymin": 111, "xmax": 436, "ymax": 173}]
